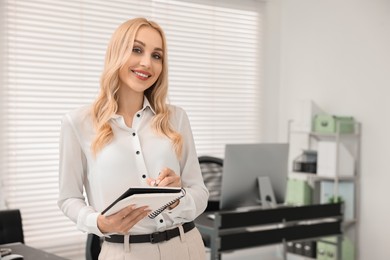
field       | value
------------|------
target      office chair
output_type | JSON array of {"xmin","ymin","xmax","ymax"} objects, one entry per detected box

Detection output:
[
  {"xmin": 198, "ymin": 156, "xmax": 223, "ymax": 212},
  {"xmin": 198, "ymin": 156, "xmax": 223, "ymax": 248},
  {"xmin": 0, "ymin": 209, "xmax": 25, "ymax": 244},
  {"xmin": 86, "ymin": 233, "xmax": 103, "ymax": 260}
]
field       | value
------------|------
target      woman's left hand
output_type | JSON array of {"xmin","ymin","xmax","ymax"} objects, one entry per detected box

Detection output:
[{"xmin": 147, "ymin": 167, "xmax": 181, "ymax": 188}]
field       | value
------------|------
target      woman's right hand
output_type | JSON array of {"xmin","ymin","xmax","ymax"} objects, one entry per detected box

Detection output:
[{"xmin": 97, "ymin": 205, "xmax": 150, "ymax": 234}]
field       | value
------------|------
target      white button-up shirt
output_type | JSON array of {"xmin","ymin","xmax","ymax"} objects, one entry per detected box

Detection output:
[{"xmin": 58, "ymin": 97, "xmax": 208, "ymax": 236}]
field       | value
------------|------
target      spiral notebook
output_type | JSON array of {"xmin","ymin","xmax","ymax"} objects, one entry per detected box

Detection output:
[{"xmin": 101, "ymin": 187, "xmax": 186, "ymax": 219}]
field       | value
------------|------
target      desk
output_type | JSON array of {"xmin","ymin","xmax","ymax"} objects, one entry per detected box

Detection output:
[
  {"xmin": 0, "ymin": 243, "xmax": 66, "ymax": 260},
  {"xmin": 195, "ymin": 203, "xmax": 343, "ymax": 260}
]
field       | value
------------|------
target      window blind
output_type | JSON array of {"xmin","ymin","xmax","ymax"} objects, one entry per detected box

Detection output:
[{"xmin": 1, "ymin": 0, "xmax": 263, "ymax": 259}]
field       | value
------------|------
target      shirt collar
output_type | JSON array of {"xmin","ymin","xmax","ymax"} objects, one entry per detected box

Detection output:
[
  {"xmin": 142, "ymin": 96, "xmax": 156, "ymax": 115},
  {"xmin": 110, "ymin": 96, "xmax": 155, "ymax": 119}
]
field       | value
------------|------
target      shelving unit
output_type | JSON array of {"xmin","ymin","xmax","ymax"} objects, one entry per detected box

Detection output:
[{"xmin": 287, "ymin": 120, "xmax": 361, "ymax": 260}]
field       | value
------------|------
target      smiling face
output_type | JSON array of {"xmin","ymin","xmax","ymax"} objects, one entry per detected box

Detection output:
[{"xmin": 118, "ymin": 25, "xmax": 164, "ymax": 95}]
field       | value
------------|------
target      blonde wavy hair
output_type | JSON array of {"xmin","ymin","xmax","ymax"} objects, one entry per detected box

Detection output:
[{"xmin": 91, "ymin": 17, "xmax": 182, "ymax": 157}]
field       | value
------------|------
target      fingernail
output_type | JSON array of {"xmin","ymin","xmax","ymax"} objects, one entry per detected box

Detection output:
[{"xmin": 151, "ymin": 180, "xmax": 156, "ymax": 186}]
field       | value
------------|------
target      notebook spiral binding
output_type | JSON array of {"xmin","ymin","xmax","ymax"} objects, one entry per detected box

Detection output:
[{"xmin": 148, "ymin": 188, "xmax": 186, "ymax": 219}]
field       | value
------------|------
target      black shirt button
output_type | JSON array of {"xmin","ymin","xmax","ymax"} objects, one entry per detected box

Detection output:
[
  {"xmin": 136, "ymin": 151, "xmax": 140, "ymax": 155},
  {"xmin": 136, "ymin": 114, "xmax": 141, "ymax": 118},
  {"xmin": 159, "ymin": 219, "xmax": 164, "ymax": 223},
  {"xmin": 132, "ymin": 133, "xmax": 136, "ymax": 136},
  {"xmin": 142, "ymin": 174, "xmax": 146, "ymax": 179}
]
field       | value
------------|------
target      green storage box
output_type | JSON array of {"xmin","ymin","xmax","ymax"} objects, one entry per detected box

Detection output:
[
  {"xmin": 285, "ymin": 178, "xmax": 313, "ymax": 206},
  {"xmin": 317, "ymin": 236, "xmax": 355, "ymax": 260},
  {"xmin": 313, "ymin": 115, "xmax": 355, "ymax": 134}
]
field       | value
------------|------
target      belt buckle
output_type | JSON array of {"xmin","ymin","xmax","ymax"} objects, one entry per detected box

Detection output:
[{"xmin": 149, "ymin": 232, "xmax": 160, "ymax": 244}]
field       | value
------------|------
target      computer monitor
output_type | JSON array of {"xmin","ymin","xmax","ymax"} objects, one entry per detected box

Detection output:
[{"xmin": 219, "ymin": 143, "xmax": 289, "ymax": 210}]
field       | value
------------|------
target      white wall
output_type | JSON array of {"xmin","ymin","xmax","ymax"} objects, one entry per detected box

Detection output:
[{"xmin": 264, "ymin": 0, "xmax": 390, "ymax": 259}]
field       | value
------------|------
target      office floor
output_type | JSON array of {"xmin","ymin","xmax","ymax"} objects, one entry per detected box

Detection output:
[
  {"xmin": 204, "ymin": 245, "xmax": 282, "ymax": 260},
  {"xmin": 204, "ymin": 245, "xmax": 313, "ymax": 260}
]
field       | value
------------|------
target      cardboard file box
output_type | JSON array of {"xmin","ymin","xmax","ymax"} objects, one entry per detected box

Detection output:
[
  {"xmin": 314, "ymin": 115, "xmax": 354, "ymax": 134},
  {"xmin": 317, "ymin": 141, "xmax": 355, "ymax": 178},
  {"xmin": 291, "ymin": 99, "xmax": 324, "ymax": 132}
]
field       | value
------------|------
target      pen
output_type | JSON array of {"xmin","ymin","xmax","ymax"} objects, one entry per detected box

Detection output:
[{"xmin": 153, "ymin": 172, "xmax": 161, "ymax": 187}]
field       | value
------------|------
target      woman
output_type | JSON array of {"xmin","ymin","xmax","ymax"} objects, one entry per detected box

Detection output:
[{"xmin": 58, "ymin": 17, "xmax": 208, "ymax": 260}]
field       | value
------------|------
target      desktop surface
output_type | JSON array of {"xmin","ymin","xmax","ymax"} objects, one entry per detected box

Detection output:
[
  {"xmin": 0, "ymin": 243, "xmax": 66, "ymax": 260},
  {"xmin": 195, "ymin": 203, "xmax": 343, "ymax": 260}
]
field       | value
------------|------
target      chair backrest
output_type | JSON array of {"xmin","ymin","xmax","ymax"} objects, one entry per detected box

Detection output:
[
  {"xmin": 198, "ymin": 156, "xmax": 223, "ymax": 211},
  {"xmin": 0, "ymin": 209, "xmax": 24, "ymax": 244},
  {"xmin": 86, "ymin": 233, "xmax": 103, "ymax": 260}
]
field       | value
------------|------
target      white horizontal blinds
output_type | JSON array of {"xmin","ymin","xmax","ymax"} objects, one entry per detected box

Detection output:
[
  {"xmin": 155, "ymin": 0, "xmax": 262, "ymax": 157},
  {"xmin": 4, "ymin": 1, "xmax": 94, "ymax": 259},
  {"xmin": 0, "ymin": 0, "xmax": 6, "ymax": 209},
  {"xmin": 2, "ymin": 0, "xmax": 262, "ymax": 259}
]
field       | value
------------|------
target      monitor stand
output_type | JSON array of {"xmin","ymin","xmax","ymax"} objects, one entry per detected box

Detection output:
[{"xmin": 257, "ymin": 176, "xmax": 277, "ymax": 209}]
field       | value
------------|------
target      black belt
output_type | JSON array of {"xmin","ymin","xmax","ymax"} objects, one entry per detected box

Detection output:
[{"xmin": 105, "ymin": 221, "xmax": 195, "ymax": 244}]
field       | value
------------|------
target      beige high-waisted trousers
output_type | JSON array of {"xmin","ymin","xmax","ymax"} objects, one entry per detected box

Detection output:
[{"xmin": 98, "ymin": 226, "xmax": 206, "ymax": 260}]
